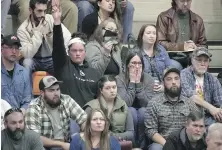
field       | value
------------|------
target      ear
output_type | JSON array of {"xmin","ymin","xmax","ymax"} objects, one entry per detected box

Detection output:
[
  {"xmin": 97, "ymin": 1, "xmax": 101, "ymax": 7},
  {"xmin": 29, "ymin": 7, "xmax": 33, "ymax": 14},
  {"xmin": 205, "ymin": 135, "xmax": 209, "ymax": 144}
]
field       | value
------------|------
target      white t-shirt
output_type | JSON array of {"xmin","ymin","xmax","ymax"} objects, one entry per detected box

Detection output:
[
  {"xmin": 194, "ymin": 75, "xmax": 204, "ymax": 100},
  {"xmin": 1, "ymin": 100, "xmax": 11, "ymax": 130}
]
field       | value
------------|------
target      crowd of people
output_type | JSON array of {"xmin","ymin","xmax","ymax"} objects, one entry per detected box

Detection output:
[{"xmin": 1, "ymin": 0, "xmax": 222, "ymax": 150}]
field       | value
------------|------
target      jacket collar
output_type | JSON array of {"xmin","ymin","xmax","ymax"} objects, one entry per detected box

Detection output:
[
  {"xmin": 180, "ymin": 128, "xmax": 206, "ymax": 149},
  {"xmin": 99, "ymin": 95, "xmax": 126, "ymax": 111},
  {"xmin": 70, "ymin": 59, "xmax": 89, "ymax": 68},
  {"xmin": 1, "ymin": 60, "xmax": 23, "ymax": 76},
  {"xmin": 165, "ymin": 7, "xmax": 198, "ymax": 22}
]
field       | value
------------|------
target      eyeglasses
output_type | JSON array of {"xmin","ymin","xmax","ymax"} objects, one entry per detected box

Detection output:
[
  {"xmin": 2, "ymin": 46, "xmax": 20, "ymax": 51},
  {"xmin": 4, "ymin": 108, "xmax": 22, "ymax": 118},
  {"xmin": 130, "ymin": 61, "xmax": 142, "ymax": 66}
]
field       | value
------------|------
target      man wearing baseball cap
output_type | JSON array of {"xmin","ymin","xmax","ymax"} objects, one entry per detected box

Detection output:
[
  {"xmin": 25, "ymin": 75, "xmax": 87, "ymax": 150},
  {"xmin": 1, "ymin": 34, "xmax": 32, "ymax": 113},
  {"xmin": 181, "ymin": 47, "xmax": 222, "ymax": 126},
  {"xmin": 144, "ymin": 67, "xmax": 198, "ymax": 150}
]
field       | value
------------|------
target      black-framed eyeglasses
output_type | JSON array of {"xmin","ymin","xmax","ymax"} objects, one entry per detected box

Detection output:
[{"xmin": 4, "ymin": 108, "xmax": 23, "ymax": 118}]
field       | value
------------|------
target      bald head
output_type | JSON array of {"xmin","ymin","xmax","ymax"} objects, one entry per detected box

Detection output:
[
  {"xmin": 206, "ymin": 123, "xmax": 222, "ymax": 150},
  {"xmin": 208, "ymin": 123, "xmax": 222, "ymax": 137}
]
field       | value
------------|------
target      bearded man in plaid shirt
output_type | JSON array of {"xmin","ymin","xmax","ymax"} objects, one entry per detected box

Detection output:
[{"xmin": 25, "ymin": 76, "xmax": 87, "ymax": 150}]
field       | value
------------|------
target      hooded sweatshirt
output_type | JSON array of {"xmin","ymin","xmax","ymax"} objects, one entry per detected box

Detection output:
[{"xmin": 52, "ymin": 24, "xmax": 100, "ymax": 107}]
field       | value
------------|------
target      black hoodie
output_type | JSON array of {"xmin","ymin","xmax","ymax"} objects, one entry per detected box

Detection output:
[{"xmin": 52, "ymin": 25, "xmax": 100, "ymax": 107}]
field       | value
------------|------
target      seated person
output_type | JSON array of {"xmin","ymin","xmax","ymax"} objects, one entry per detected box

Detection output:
[
  {"xmin": 163, "ymin": 111, "xmax": 207, "ymax": 150},
  {"xmin": 70, "ymin": 109, "xmax": 121, "ymax": 150},
  {"xmin": 1, "ymin": 99, "xmax": 11, "ymax": 130},
  {"xmin": 1, "ymin": 35, "xmax": 32, "ymax": 113},
  {"xmin": 52, "ymin": 3, "xmax": 100, "ymax": 107},
  {"xmin": 79, "ymin": 0, "xmax": 134, "ymax": 42},
  {"xmin": 85, "ymin": 18, "xmax": 122, "ymax": 76},
  {"xmin": 25, "ymin": 75, "xmax": 87, "ymax": 150},
  {"xmin": 83, "ymin": 75, "xmax": 134, "ymax": 142},
  {"xmin": 156, "ymin": 0, "xmax": 207, "ymax": 52},
  {"xmin": 17, "ymin": 0, "xmax": 71, "ymax": 75},
  {"xmin": 82, "ymin": 0, "xmax": 120, "ymax": 39},
  {"xmin": 116, "ymin": 50, "xmax": 154, "ymax": 148},
  {"xmin": 206, "ymin": 123, "xmax": 222, "ymax": 150},
  {"xmin": 144, "ymin": 68, "xmax": 199, "ymax": 150},
  {"xmin": 137, "ymin": 24, "xmax": 181, "ymax": 92},
  {"xmin": 181, "ymin": 47, "xmax": 222, "ymax": 126},
  {"xmin": 2, "ymin": 108, "xmax": 44, "ymax": 150}
]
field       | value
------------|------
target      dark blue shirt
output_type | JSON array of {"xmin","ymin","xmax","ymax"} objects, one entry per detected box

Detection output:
[{"xmin": 70, "ymin": 133, "xmax": 121, "ymax": 150}]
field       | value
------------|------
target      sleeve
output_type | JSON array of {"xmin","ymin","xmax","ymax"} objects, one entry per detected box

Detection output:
[
  {"xmin": 70, "ymin": 134, "xmax": 81, "ymax": 150},
  {"xmin": 52, "ymin": 24, "xmax": 68, "ymax": 71},
  {"xmin": 135, "ymin": 74, "xmax": 154, "ymax": 107},
  {"xmin": 196, "ymin": 18, "xmax": 207, "ymax": 48},
  {"xmin": 116, "ymin": 76, "xmax": 136, "ymax": 107},
  {"xmin": 69, "ymin": 97, "xmax": 87, "ymax": 126},
  {"xmin": 211, "ymin": 77, "xmax": 222, "ymax": 107},
  {"xmin": 163, "ymin": 136, "xmax": 177, "ymax": 150},
  {"xmin": 144, "ymin": 101, "xmax": 158, "ymax": 139},
  {"xmin": 111, "ymin": 109, "xmax": 134, "ymax": 141},
  {"xmin": 85, "ymin": 43, "xmax": 111, "ymax": 76},
  {"xmin": 21, "ymin": 69, "xmax": 32, "ymax": 109},
  {"xmin": 180, "ymin": 69, "xmax": 196, "ymax": 98},
  {"xmin": 61, "ymin": 23, "xmax": 71, "ymax": 51},
  {"xmin": 161, "ymin": 46, "xmax": 171, "ymax": 68},
  {"xmin": 156, "ymin": 14, "xmax": 184, "ymax": 51},
  {"xmin": 110, "ymin": 136, "xmax": 121, "ymax": 150},
  {"xmin": 17, "ymin": 28, "xmax": 43, "ymax": 58},
  {"xmin": 25, "ymin": 105, "xmax": 41, "ymax": 134},
  {"xmin": 31, "ymin": 132, "xmax": 44, "ymax": 150},
  {"xmin": 84, "ymin": 106, "xmax": 93, "ymax": 115}
]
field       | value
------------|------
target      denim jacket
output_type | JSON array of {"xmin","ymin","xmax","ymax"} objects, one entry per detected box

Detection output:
[
  {"xmin": 1, "ymin": 62, "xmax": 32, "ymax": 108},
  {"xmin": 142, "ymin": 44, "xmax": 171, "ymax": 81}
]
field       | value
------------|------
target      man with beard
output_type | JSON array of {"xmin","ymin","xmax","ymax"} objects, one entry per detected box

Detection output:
[
  {"xmin": 17, "ymin": 0, "xmax": 71, "ymax": 75},
  {"xmin": 1, "ymin": 35, "xmax": 32, "ymax": 113},
  {"xmin": 156, "ymin": 0, "xmax": 207, "ymax": 52},
  {"xmin": 181, "ymin": 47, "xmax": 222, "ymax": 126},
  {"xmin": 206, "ymin": 123, "xmax": 222, "ymax": 150},
  {"xmin": 144, "ymin": 67, "xmax": 199, "ymax": 150},
  {"xmin": 25, "ymin": 75, "xmax": 87, "ymax": 150},
  {"xmin": 163, "ymin": 111, "xmax": 207, "ymax": 150},
  {"xmin": 1, "ymin": 108, "xmax": 44, "ymax": 150}
]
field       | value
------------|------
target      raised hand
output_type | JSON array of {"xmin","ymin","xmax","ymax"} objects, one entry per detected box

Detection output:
[{"xmin": 52, "ymin": 0, "xmax": 62, "ymax": 25}]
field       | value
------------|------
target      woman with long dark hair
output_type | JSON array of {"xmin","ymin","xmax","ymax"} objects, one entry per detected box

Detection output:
[
  {"xmin": 82, "ymin": 0, "xmax": 121, "ymax": 39},
  {"xmin": 137, "ymin": 24, "xmax": 182, "ymax": 92},
  {"xmin": 116, "ymin": 50, "xmax": 154, "ymax": 148},
  {"xmin": 70, "ymin": 109, "xmax": 121, "ymax": 150},
  {"xmin": 83, "ymin": 75, "xmax": 134, "ymax": 142}
]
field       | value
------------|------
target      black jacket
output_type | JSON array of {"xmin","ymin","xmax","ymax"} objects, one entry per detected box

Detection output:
[
  {"xmin": 163, "ymin": 128, "xmax": 206, "ymax": 150},
  {"xmin": 52, "ymin": 25, "xmax": 100, "ymax": 107}
]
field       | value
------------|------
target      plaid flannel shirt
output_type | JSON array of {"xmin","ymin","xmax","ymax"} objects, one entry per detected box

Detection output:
[
  {"xmin": 181, "ymin": 67, "xmax": 222, "ymax": 108},
  {"xmin": 144, "ymin": 93, "xmax": 198, "ymax": 139},
  {"xmin": 25, "ymin": 94, "xmax": 87, "ymax": 141}
]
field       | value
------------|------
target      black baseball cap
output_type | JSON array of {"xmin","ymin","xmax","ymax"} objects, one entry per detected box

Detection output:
[
  {"xmin": 163, "ymin": 67, "xmax": 180, "ymax": 79},
  {"xmin": 2, "ymin": 34, "xmax": 21, "ymax": 47},
  {"xmin": 39, "ymin": 76, "xmax": 63, "ymax": 91}
]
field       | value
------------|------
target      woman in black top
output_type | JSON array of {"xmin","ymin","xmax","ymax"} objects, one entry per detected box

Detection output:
[{"xmin": 82, "ymin": 0, "xmax": 121, "ymax": 39}]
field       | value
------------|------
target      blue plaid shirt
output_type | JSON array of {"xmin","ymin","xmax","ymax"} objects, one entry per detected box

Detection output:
[
  {"xmin": 141, "ymin": 44, "xmax": 171, "ymax": 81},
  {"xmin": 181, "ymin": 67, "xmax": 222, "ymax": 108}
]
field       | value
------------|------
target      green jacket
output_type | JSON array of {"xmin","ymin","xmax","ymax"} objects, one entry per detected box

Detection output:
[{"xmin": 83, "ymin": 95, "xmax": 128, "ymax": 133}]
